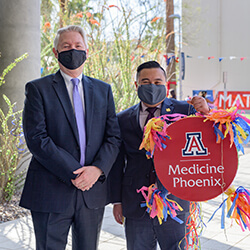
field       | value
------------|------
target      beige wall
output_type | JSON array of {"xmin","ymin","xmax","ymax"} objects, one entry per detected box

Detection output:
[{"xmin": 182, "ymin": 0, "xmax": 250, "ymax": 99}]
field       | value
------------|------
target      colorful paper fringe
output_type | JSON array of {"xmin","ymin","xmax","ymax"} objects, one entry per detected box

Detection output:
[
  {"xmin": 208, "ymin": 185, "xmax": 250, "ymax": 231},
  {"xmin": 139, "ymin": 117, "xmax": 170, "ymax": 159},
  {"xmin": 202, "ymin": 106, "xmax": 250, "ymax": 153},
  {"xmin": 138, "ymin": 106, "xmax": 250, "ymax": 237},
  {"xmin": 139, "ymin": 114, "xmax": 186, "ymax": 158},
  {"xmin": 225, "ymin": 186, "xmax": 250, "ymax": 230},
  {"xmin": 180, "ymin": 202, "xmax": 206, "ymax": 250},
  {"xmin": 140, "ymin": 106, "xmax": 250, "ymax": 156},
  {"xmin": 137, "ymin": 184, "xmax": 184, "ymax": 225}
]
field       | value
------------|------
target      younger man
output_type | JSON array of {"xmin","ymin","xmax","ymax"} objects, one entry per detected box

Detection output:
[{"xmin": 109, "ymin": 61, "xmax": 209, "ymax": 250}]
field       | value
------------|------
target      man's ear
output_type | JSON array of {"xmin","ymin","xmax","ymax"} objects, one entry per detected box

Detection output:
[
  {"xmin": 86, "ymin": 48, "xmax": 89, "ymax": 58},
  {"xmin": 53, "ymin": 48, "xmax": 58, "ymax": 59},
  {"xmin": 134, "ymin": 81, "xmax": 138, "ymax": 90}
]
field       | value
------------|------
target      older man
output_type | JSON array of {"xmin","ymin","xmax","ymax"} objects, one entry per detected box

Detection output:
[{"xmin": 20, "ymin": 25, "xmax": 120, "ymax": 250}]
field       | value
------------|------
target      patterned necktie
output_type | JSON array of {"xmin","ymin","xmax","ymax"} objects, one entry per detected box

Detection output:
[
  {"xmin": 145, "ymin": 107, "xmax": 158, "ymax": 184},
  {"xmin": 144, "ymin": 107, "xmax": 158, "ymax": 126},
  {"xmin": 71, "ymin": 78, "xmax": 86, "ymax": 166}
]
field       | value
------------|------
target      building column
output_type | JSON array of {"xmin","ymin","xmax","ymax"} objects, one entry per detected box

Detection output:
[{"xmin": 0, "ymin": 0, "xmax": 40, "ymax": 112}]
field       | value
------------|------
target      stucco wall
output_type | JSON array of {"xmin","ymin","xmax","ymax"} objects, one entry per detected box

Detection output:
[{"xmin": 182, "ymin": 0, "xmax": 250, "ymax": 99}]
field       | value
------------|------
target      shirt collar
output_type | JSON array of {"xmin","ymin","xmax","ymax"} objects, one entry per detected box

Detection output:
[
  {"xmin": 60, "ymin": 69, "xmax": 83, "ymax": 84},
  {"xmin": 140, "ymin": 102, "xmax": 162, "ymax": 112}
]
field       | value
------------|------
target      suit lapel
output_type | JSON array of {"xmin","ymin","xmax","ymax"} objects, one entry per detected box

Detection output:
[
  {"xmin": 82, "ymin": 75, "xmax": 93, "ymax": 145},
  {"xmin": 161, "ymin": 98, "xmax": 174, "ymax": 115},
  {"xmin": 52, "ymin": 71, "xmax": 79, "ymax": 145},
  {"xmin": 130, "ymin": 103, "xmax": 143, "ymax": 139}
]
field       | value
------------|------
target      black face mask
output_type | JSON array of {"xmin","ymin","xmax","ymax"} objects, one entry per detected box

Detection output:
[
  {"xmin": 138, "ymin": 84, "xmax": 166, "ymax": 105},
  {"xmin": 58, "ymin": 49, "xmax": 86, "ymax": 70}
]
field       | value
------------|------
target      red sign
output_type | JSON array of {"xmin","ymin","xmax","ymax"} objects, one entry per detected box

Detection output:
[
  {"xmin": 154, "ymin": 117, "xmax": 238, "ymax": 201},
  {"xmin": 216, "ymin": 91, "xmax": 250, "ymax": 109}
]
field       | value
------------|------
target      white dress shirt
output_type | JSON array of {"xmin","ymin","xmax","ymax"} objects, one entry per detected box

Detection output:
[{"xmin": 60, "ymin": 70, "xmax": 85, "ymax": 113}]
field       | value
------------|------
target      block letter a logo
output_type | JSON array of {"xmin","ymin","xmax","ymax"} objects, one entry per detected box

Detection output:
[{"xmin": 182, "ymin": 132, "xmax": 208, "ymax": 156}]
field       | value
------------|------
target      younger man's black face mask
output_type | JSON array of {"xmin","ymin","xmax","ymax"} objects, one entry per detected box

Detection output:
[
  {"xmin": 138, "ymin": 84, "xmax": 166, "ymax": 105},
  {"xmin": 58, "ymin": 49, "xmax": 87, "ymax": 70}
]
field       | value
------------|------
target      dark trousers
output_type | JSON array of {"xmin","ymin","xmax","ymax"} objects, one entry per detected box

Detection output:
[
  {"xmin": 125, "ymin": 213, "xmax": 189, "ymax": 250},
  {"xmin": 31, "ymin": 190, "xmax": 104, "ymax": 250}
]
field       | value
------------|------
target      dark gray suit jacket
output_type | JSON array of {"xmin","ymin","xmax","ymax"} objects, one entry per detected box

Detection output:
[
  {"xmin": 20, "ymin": 70, "xmax": 121, "ymax": 213},
  {"xmin": 108, "ymin": 98, "xmax": 195, "ymax": 219}
]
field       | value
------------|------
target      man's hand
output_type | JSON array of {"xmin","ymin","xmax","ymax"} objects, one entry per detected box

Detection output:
[
  {"xmin": 71, "ymin": 166, "xmax": 102, "ymax": 191},
  {"xmin": 188, "ymin": 96, "xmax": 210, "ymax": 115},
  {"xmin": 113, "ymin": 204, "xmax": 124, "ymax": 225}
]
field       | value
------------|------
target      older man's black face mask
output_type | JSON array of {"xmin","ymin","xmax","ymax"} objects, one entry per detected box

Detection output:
[{"xmin": 58, "ymin": 49, "xmax": 86, "ymax": 70}]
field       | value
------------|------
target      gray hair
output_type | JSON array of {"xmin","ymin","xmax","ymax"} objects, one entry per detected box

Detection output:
[{"xmin": 53, "ymin": 25, "xmax": 88, "ymax": 50}]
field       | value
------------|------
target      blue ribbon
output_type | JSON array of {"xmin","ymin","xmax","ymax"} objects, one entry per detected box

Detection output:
[{"xmin": 214, "ymin": 123, "xmax": 224, "ymax": 142}]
